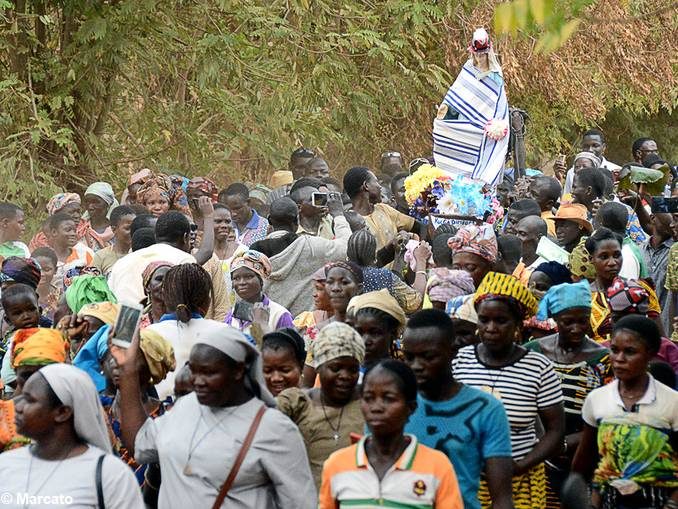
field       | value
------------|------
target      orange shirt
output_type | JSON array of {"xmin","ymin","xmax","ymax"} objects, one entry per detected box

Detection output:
[{"xmin": 319, "ymin": 434, "xmax": 463, "ymax": 509}]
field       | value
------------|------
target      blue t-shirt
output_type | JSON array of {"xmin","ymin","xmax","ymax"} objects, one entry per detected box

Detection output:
[{"xmin": 405, "ymin": 385, "xmax": 512, "ymax": 509}]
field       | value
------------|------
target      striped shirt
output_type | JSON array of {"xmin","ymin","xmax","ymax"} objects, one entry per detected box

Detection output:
[
  {"xmin": 319, "ymin": 434, "xmax": 463, "ymax": 509},
  {"xmin": 452, "ymin": 345, "xmax": 563, "ymax": 460}
]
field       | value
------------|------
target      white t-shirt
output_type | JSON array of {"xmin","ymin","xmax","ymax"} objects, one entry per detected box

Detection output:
[
  {"xmin": 108, "ymin": 243, "xmax": 195, "ymax": 304},
  {"xmin": 619, "ymin": 242, "xmax": 640, "ymax": 279},
  {"xmin": 582, "ymin": 375, "xmax": 678, "ymax": 430},
  {"xmin": 0, "ymin": 445, "xmax": 144, "ymax": 508},
  {"xmin": 147, "ymin": 318, "xmax": 218, "ymax": 400}
]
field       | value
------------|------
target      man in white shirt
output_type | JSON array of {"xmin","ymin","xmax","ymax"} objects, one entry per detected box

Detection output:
[
  {"xmin": 109, "ymin": 211, "xmax": 195, "ymax": 303},
  {"xmin": 561, "ymin": 129, "xmax": 621, "ymax": 195}
]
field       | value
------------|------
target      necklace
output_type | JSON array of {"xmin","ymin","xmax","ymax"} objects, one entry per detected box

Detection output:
[
  {"xmin": 320, "ymin": 394, "xmax": 345, "ymax": 442},
  {"xmin": 23, "ymin": 445, "xmax": 74, "ymax": 509},
  {"xmin": 183, "ymin": 406, "xmax": 238, "ymax": 475}
]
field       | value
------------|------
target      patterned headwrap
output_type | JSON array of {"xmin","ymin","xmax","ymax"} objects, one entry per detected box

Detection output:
[
  {"xmin": 533, "ymin": 261, "xmax": 572, "ymax": 286},
  {"xmin": 79, "ymin": 301, "xmax": 120, "ymax": 327},
  {"xmin": 136, "ymin": 173, "xmax": 191, "ymax": 216},
  {"xmin": 65, "ymin": 275, "xmax": 118, "ymax": 314},
  {"xmin": 474, "ymin": 271, "xmax": 538, "ymax": 320},
  {"xmin": 448, "ymin": 224, "xmax": 498, "ymax": 264},
  {"xmin": 230, "ymin": 250, "xmax": 272, "ymax": 280},
  {"xmin": 312, "ymin": 266, "xmax": 327, "ymax": 282},
  {"xmin": 606, "ymin": 277, "xmax": 650, "ymax": 314},
  {"xmin": 63, "ymin": 265, "xmax": 101, "ymax": 289},
  {"xmin": 312, "ymin": 322, "xmax": 365, "ymax": 368},
  {"xmin": 249, "ymin": 184, "xmax": 271, "ymax": 204},
  {"xmin": 427, "ymin": 268, "xmax": 476, "ymax": 304},
  {"xmin": 140, "ymin": 329, "xmax": 176, "ymax": 384},
  {"xmin": 447, "ymin": 294, "xmax": 478, "ymax": 324},
  {"xmin": 325, "ymin": 261, "xmax": 364, "ymax": 285},
  {"xmin": 142, "ymin": 261, "xmax": 174, "ymax": 293},
  {"xmin": 84, "ymin": 182, "xmax": 119, "ymax": 219},
  {"xmin": 269, "ymin": 170, "xmax": 294, "ymax": 189},
  {"xmin": 128, "ymin": 168, "xmax": 154, "ymax": 186},
  {"xmin": 46, "ymin": 193, "xmax": 81, "ymax": 216},
  {"xmin": 568, "ymin": 237, "xmax": 596, "ymax": 280},
  {"xmin": 11, "ymin": 328, "xmax": 69, "ymax": 368},
  {"xmin": 536, "ymin": 280, "xmax": 592, "ymax": 320},
  {"xmin": 573, "ymin": 151, "xmax": 602, "ymax": 168},
  {"xmin": 187, "ymin": 177, "xmax": 219, "ymax": 203},
  {"xmin": 0, "ymin": 257, "xmax": 41, "ymax": 289}
]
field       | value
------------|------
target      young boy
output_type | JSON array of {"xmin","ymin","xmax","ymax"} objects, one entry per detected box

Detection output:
[
  {"xmin": 47, "ymin": 212, "xmax": 94, "ymax": 286},
  {"xmin": 93, "ymin": 205, "xmax": 136, "ymax": 276},
  {"xmin": 0, "ymin": 203, "xmax": 29, "ymax": 262}
]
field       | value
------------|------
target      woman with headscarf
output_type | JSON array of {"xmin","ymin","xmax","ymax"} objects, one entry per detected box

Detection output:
[
  {"xmin": 301, "ymin": 261, "xmax": 364, "ymax": 388},
  {"xmin": 123, "ymin": 168, "xmax": 154, "ymax": 205},
  {"xmin": 64, "ymin": 274, "xmax": 117, "ymax": 316},
  {"xmin": 453, "ymin": 272, "xmax": 565, "ymax": 509},
  {"xmin": 0, "ymin": 363, "xmax": 144, "ymax": 507},
  {"xmin": 447, "ymin": 293, "xmax": 480, "ymax": 352},
  {"xmin": 524, "ymin": 261, "xmax": 573, "ymax": 338},
  {"xmin": 29, "ymin": 192, "xmax": 111, "ymax": 252},
  {"xmin": 0, "ymin": 328, "xmax": 68, "ymax": 452},
  {"xmin": 225, "ymin": 250, "xmax": 294, "ymax": 337},
  {"xmin": 278, "ymin": 322, "xmax": 366, "ymax": 489},
  {"xmin": 573, "ymin": 316, "xmax": 678, "ymax": 509},
  {"xmin": 586, "ymin": 228, "xmax": 661, "ymax": 342},
  {"xmin": 346, "ymin": 289, "xmax": 407, "ymax": 374},
  {"xmin": 136, "ymin": 173, "xmax": 191, "ymax": 218},
  {"xmin": 449, "ymin": 224, "xmax": 498, "ymax": 288},
  {"xmin": 83, "ymin": 182, "xmax": 119, "ymax": 245},
  {"xmin": 426, "ymin": 268, "xmax": 476, "ymax": 310},
  {"xmin": 113, "ymin": 320, "xmax": 316, "ymax": 508},
  {"xmin": 524, "ymin": 281, "xmax": 610, "ymax": 509},
  {"xmin": 139, "ymin": 261, "xmax": 174, "ymax": 328}
]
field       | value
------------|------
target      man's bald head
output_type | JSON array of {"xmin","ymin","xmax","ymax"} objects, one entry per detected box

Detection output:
[
  {"xmin": 269, "ymin": 197, "xmax": 299, "ymax": 232},
  {"xmin": 518, "ymin": 215, "xmax": 548, "ymax": 237}
]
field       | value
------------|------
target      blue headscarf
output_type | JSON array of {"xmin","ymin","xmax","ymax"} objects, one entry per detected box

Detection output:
[
  {"xmin": 72, "ymin": 324, "xmax": 110, "ymax": 392},
  {"xmin": 537, "ymin": 280, "xmax": 592, "ymax": 320}
]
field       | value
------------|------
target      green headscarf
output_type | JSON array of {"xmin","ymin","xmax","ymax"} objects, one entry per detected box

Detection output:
[{"xmin": 65, "ymin": 275, "xmax": 117, "ymax": 314}]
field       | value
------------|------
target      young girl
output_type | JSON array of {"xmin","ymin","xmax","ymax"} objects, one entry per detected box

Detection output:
[{"xmin": 320, "ymin": 360, "xmax": 463, "ymax": 508}]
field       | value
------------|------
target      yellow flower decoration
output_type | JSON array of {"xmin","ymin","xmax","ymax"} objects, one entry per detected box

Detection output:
[{"xmin": 403, "ymin": 164, "xmax": 446, "ymax": 205}]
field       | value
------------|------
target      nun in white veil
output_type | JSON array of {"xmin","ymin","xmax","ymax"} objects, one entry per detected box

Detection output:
[
  {"xmin": 0, "ymin": 363, "xmax": 144, "ymax": 508},
  {"xmin": 115, "ymin": 319, "xmax": 317, "ymax": 509}
]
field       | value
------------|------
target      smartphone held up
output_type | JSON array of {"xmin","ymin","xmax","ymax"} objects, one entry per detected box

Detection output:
[{"xmin": 111, "ymin": 302, "xmax": 143, "ymax": 348}]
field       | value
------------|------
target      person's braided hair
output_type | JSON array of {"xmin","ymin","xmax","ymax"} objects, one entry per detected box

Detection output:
[
  {"xmin": 347, "ymin": 229, "xmax": 377, "ymax": 266},
  {"xmin": 162, "ymin": 263, "xmax": 213, "ymax": 323}
]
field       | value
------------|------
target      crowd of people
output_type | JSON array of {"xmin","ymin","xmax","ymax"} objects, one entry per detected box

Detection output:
[
  {"xmin": 0, "ymin": 133, "xmax": 675, "ymax": 509},
  {"xmin": 0, "ymin": 25, "xmax": 676, "ymax": 508}
]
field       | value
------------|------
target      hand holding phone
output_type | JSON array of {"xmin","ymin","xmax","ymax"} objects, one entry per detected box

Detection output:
[{"xmin": 111, "ymin": 302, "xmax": 143, "ymax": 348}]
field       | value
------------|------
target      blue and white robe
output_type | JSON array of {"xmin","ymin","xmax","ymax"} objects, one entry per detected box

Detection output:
[{"xmin": 433, "ymin": 61, "xmax": 509, "ymax": 186}]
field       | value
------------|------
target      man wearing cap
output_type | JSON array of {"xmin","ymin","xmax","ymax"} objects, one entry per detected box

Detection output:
[{"xmin": 554, "ymin": 203, "xmax": 593, "ymax": 253}]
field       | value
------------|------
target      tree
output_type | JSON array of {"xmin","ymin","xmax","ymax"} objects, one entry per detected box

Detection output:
[{"xmin": 1, "ymin": 0, "xmax": 676, "ymax": 229}]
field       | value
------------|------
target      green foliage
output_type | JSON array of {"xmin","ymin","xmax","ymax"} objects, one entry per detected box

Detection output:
[{"xmin": 0, "ymin": 0, "xmax": 675, "ymax": 232}]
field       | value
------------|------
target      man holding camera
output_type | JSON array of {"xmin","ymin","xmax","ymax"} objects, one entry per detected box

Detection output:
[{"xmin": 289, "ymin": 177, "xmax": 336, "ymax": 240}]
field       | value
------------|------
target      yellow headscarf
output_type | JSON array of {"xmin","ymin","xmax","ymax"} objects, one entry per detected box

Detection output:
[
  {"xmin": 11, "ymin": 328, "xmax": 69, "ymax": 368},
  {"xmin": 474, "ymin": 271, "xmax": 538, "ymax": 320},
  {"xmin": 139, "ymin": 329, "xmax": 176, "ymax": 385},
  {"xmin": 78, "ymin": 302, "xmax": 120, "ymax": 327},
  {"xmin": 347, "ymin": 289, "xmax": 407, "ymax": 329}
]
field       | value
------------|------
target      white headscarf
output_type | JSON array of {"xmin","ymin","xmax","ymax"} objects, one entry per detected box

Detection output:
[
  {"xmin": 38, "ymin": 363, "xmax": 112, "ymax": 453},
  {"xmin": 85, "ymin": 182, "xmax": 120, "ymax": 219},
  {"xmin": 192, "ymin": 320, "xmax": 276, "ymax": 407}
]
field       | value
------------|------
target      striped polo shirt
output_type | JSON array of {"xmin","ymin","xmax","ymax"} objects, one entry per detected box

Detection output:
[
  {"xmin": 453, "ymin": 345, "xmax": 563, "ymax": 460},
  {"xmin": 319, "ymin": 434, "xmax": 463, "ymax": 509}
]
